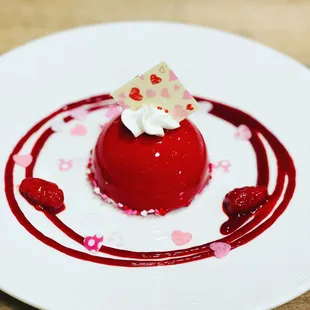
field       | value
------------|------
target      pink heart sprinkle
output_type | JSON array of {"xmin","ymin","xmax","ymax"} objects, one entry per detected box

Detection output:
[
  {"xmin": 169, "ymin": 70, "xmax": 178, "ymax": 81},
  {"xmin": 172, "ymin": 104, "xmax": 189, "ymax": 121},
  {"xmin": 104, "ymin": 106, "xmax": 122, "ymax": 118},
  {"xmin": 119, "ymin": 92, "xmax": 126, "ymax": 99},
  {"xmin": 70, "ymin": 124, "xmax": 87, "ymax": 136},
  {"xmin": 139, "ymin": 75, "xmax": 144, "ymax": 80},
  {"xmin": 83, "ymin": 234, "xmax": 104, "ymax": 253},
  {"xmin": 210, "ymin": 242, "xmax": 231, "ymax": 258},
  {"xmin": 58, "ymin": 159, "xmax": 73, "ymax": 171},
  {"xmin": 174, "ymin": 84, "xmax": 180, "ymax": 91},
  {"xmin": 161, "ymin": 88, "xmax": 170, "ymax": 98},
  {"xmin": 235, "ymin": 124, "xmax": 252, "ymax": 140},
  {"xmin": 171, "ymin": 230, "xmax": 192, "ymax": 246},
  {"xmin": 146, "ymin": 89, "xmax": 156, "ymax": 98},
  {"xmin": 13, "ymin": 154, "xmax": 33, "ymax": 168},
  {"xmin": 69, "ymin": 108, "xmax": 88, "ymax": 121},
  {"xmin": 183, "ymin": 90, "xmax": 193, "ymax": 100}
]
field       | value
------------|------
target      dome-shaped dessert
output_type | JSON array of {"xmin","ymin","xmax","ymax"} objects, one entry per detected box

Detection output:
[{"xmin": 91, "ymin": 114, "xmax": 209, "ymax": 214}]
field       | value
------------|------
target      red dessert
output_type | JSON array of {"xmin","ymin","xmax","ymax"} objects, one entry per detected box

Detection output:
[{"xmin": 92, "ymin": 115, "xmax": 209, "ymax": 213}]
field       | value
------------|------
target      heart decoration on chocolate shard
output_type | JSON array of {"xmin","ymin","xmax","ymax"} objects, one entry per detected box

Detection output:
[
  {"xmin": 150, "ymin": 74, "xmax": 162, "ymax": 85},
  {"xmin": 146, "ymin": 89, "xmax": 156, "ymax": 98},
  {"xmin": 110, "ymin": 61, "xmax": 200, "ymax": 121},
  {"xmin": 169, "ymin": 70, "xmax": 178, "ymax": 81},
  {"xmin": 129, "ymin": 87, "xmax": 143, "ymax": 101},
  {"xmin": 161, "ymin": 88, "xmax": 170, "ymax": 98},
  {"xmin": 172, "ymin": 105, "xmax": 189, "ymax": 121}
]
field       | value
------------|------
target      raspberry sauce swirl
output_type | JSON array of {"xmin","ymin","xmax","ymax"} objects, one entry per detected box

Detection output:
[{"xmin": 4, "ymin": 94, "xmax": 296, "ymax": 267}]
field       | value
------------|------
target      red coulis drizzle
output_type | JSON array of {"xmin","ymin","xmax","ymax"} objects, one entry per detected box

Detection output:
[{"xmin": 4, "ymin": 94, "xmax": 296, "ymax": 267}]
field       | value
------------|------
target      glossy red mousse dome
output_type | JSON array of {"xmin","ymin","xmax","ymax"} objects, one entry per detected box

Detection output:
[{"xmin": 92, "ymin": 115, "xmax": 209, "ymax": 212}]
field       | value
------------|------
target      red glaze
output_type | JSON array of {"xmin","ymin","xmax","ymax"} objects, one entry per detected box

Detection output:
[{"xmin": 93, "ymin": 116, "xmax": 209, "ymax": 211}]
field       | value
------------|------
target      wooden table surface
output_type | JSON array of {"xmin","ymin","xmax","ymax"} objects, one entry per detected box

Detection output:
[{"xmin": 0, "ymin": 0, "xmax": 309, "ymax": 309}]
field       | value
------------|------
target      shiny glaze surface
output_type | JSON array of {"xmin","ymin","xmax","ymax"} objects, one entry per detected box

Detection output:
[{"xmin": 93, "ymin": 116, "xmax": 209, "ymax": 211}]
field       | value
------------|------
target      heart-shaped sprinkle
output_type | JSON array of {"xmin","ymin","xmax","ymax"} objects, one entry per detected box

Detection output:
[
  {"xmin": 107, "ymin": 232, "xmax": 124, "ymax": 247},
  {"xmin": 183, "ymin": 90, "xmax": 193, "ymax": 100},
  {"xmin": 13, "ymin": 154, "xmax": 33, "ymax": 168},
  {"xmin": 161, "ymin": 88, "xmax": 170, "ymax": 98},
  {"xmin": 70, "ymin": 124, "xmax": 87, "ymax": 136},
  {"xmin": 69, "ymin": 108, "xmax": 88, "ymax": 121},
  {"xmin": 129, "ymin": 87, "xmax": 143, "ymax": 101},
  {"xmin": 199, "ymin": 101, "xmax": 213, "ymax": 113},
  {"xmin": 150, "ymin": 74, "xmax": 162, "ymax": 85},
  {"xmin": 51, "ymin": 119, "xmax": 66, "ymax": 132},
  {"xmin": 139, "ymin": 75, "xmax": 144, "ymax": 80},
  {"xmin": 58, "ymin": 159, "xmax": 73, "ymax": 171},
  {"xmin": 140, "ymin": 210, "xmax": 148, "ymax": 216},
  {"xmin": 146, "ymin": 89, "xmax": 156, "ymax": 98},
  {"xmin": 235, "ymin": 124, "xmax": 252, "ymax": 140},
  {"xmin": 186, "ymin": 104, "xmax": 194, "ymax": 111},
  {"xmin": 210, "ymin": 242, "xmax": 231, "ymax": 258},
  {"xmin": 83, "ymin": 234, "xmax": 104, "ymax": 253},
  {"xmin": 169, "ymin": 70, "xmax": 178, "ymax": 81},
  {"xmin": 171, "ymin": 230, "xmax": 192, "ymax": 246},
  {"xmin": 93, "ymin": 187, "xmax": 100, "ymax": 194}
]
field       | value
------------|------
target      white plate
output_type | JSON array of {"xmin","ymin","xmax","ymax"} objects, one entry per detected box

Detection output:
[{"xmin": 0, "ymin": 22, "xmax": 310, "ymax": 310}]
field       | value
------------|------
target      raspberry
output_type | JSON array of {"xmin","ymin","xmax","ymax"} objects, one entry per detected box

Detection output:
[
  {"xmin": 223, "ymin": 186, "xmax": 268, "ymax": 215},
  {"xmin": 20, "ymin": 177, "xmax": 64, "ymax": 212}
]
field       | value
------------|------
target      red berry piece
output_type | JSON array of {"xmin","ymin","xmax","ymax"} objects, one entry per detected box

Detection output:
[
  {"xmin": 19, "ymin": 177, "xmax": 64, "ymax": 213},
  {"xmin": 223, "ymin": 186, "xmax": 268, "ymax": 215}
]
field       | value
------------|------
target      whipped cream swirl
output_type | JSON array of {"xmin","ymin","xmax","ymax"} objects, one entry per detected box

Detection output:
[{"xmin": 121, "ymin": 105, "xmax": 180, "ymax": 137}]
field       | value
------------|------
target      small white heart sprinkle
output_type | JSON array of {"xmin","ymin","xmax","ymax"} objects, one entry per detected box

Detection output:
[
  {"xmin": 86, "ymin": 168, "xmax": 91, "ymax": 174},
  {"xmin": 107, "ymin": 198, "xmax": 115, "ymax": 204},
  {"xmin": 94, "ymin": 187, "xmax": 100, "ymax": 194},
  {"xmin": 148, "ymin": 209, "xmax": 155, "ymax": 213},
  {"xmin": 141, "ymin": 210, "xmax": 148, "ymax": 217},
  {"xmin": 118, "ymin": 203, "xmax": 124, "ymax": 208}
]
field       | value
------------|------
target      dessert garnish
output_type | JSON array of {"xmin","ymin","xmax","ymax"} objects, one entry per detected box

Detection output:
[
  {"xmin": 223, "ymin": 185, "xmax": 268, "ymax": 215},
  {"xmin": 19, "ymin": 177, "xmax": 65, "ymax": 213}
]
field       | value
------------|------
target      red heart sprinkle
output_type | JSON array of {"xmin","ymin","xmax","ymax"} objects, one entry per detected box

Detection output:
[
  {"xmin": 150, "ymin": 74, "xmax": 162, "ymax": 85},
  {"xmin": 157, "ymin": 106, "xmax": 163, "ymax": 110},
  {"xmin": 186, "ymin": 104, "xmax": 194, "ymax": 111},
  {"xmin": 129, "ymin": 87, "xmax": 143, "ymax": 101},
  {"xmin": 164, "ymin": 109, "xmax": 169, "ymax": 113}
]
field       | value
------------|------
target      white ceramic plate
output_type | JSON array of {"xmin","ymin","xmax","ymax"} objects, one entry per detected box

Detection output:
[{"xmin": 1, "ymin": 22, "xmax": 310, "ymax": 310}]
